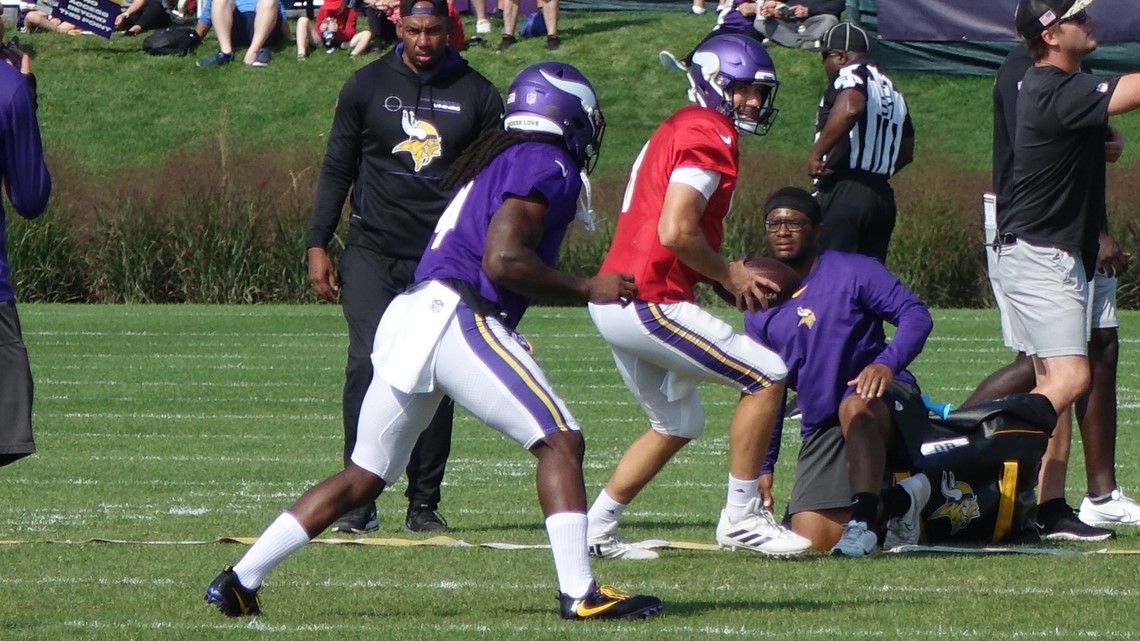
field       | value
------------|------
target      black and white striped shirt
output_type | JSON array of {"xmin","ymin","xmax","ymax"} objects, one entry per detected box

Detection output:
[{"xmin": 814, "ymin": 61, "xmax": 914, "ymax": 178}]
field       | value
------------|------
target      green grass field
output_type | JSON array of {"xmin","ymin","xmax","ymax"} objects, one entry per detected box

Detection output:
[{"xmin": 3, "ymin": 304, "xmax": 1140, "ymax": 640}]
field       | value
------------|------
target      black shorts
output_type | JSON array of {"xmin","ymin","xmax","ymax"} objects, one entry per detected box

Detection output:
[
  {"xmin": 0, "ymin": 301, "xmax": 35, "ymax": 466},
  {"xmin": 786, "ymin": 379, "xmax": 925, "ymax": 515}
]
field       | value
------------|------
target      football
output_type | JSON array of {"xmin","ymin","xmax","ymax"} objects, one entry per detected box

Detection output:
[{"xmin": 712, "ymin": 257, "xmax": 802, "ymax": 309}]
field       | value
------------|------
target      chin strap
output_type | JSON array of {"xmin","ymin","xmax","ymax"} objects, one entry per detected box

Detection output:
[{"xmin": 576, "ymin": 170, "xmax": 597, "ymax": 232}]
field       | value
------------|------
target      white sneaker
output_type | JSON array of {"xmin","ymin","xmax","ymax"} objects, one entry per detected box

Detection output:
[
  {"xmin": 475, "ymin": 18, "xmax": 491, "ymax": 34},
  {"xmin": 883, "ymin": 474, "xmax": 931, "ymax": 549},
  {"xmin": 587, "ymin": 532, "xmax": 660, "ymax": 561},
  {"xmin": 1078, "ymin": 488, "xmax": 1140, "ymax": 526},
  {"xmin": 830, "ymin": 520, "xmax": 877, "ymax": 557},
  {"xmin": 690, "ymin": 3, "xmax": 706, "ymax": 14},
  {"xmin": 716, "ymin": 498, "xmax": 811, "ymax": 557}
]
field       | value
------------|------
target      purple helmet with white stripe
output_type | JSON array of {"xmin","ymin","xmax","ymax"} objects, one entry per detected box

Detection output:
[
  {"xmin": 504, "ymin": 62, "xmax": 606, "ymax": 173},
  {"xmin": 687, "ymin": 34, "xmax": 780, "ymax": 135}
]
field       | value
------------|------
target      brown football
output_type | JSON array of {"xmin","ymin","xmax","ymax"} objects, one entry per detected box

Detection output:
[{"xmin": 712, "ymin": 257, "xmax": 802, "ymax": 309}]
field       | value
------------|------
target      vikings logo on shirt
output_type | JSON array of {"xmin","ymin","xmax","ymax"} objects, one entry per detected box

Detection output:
[
  {"xmin": 796, "ymin": 306, "xmax": 816, "ymax": 329},
  {"xmin": 392, "ymin": 110, "xmax": 443, "ymax": 172},
  {"xmin": 930, "ymin": 471, "xmax": 981, "ymax": 535}
]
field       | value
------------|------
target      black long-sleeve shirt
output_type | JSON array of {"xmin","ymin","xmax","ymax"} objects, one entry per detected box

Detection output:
[{"xmin": 308, "ymin": 45, "xmax": 503, "ymax": 259}]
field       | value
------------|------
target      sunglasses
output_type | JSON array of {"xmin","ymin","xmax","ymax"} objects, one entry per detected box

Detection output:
[
  {"xmin": 820, "ymin": 50, "xmax": 841, "ymax": 61},
  {"xmin": 1058, "ymin": 10, "xmax": 1090, "ymax": 25}
]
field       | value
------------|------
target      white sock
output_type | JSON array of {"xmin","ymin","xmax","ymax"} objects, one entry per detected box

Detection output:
[
  {"xmin": 232, "ymin": 512, "xmax": 311, "ymax": 589},
  {"xmin": 545, "ymin": 512, "xmax": 594, "ymax": 599},
  {"xmin": 586, "ymin": 490, "xmax": 627, "ymax": 539},
  {"xmin": 725, "ymin": 474, "xmax": 759, "ymax": 522}
]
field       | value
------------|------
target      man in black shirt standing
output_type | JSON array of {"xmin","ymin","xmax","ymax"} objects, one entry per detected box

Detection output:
[
  {"xmin": 307, "ymin": 0, "xmax": 504, "ymax": 534},
  {"xmin": 967, "ymin": 40, "xmax": 1138, "ymax": 539},
  {"xmin": 993, "ymin": 0, "xmax": 1140, "ymax": 539},
  {"xmin": 808, "ymin": 23, "xmax": 914, "ymax": 263}
]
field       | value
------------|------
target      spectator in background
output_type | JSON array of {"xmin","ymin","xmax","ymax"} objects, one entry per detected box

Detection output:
[
  {"xmin": 1, "ymin": 47, "xmax": 51, "ymax": 468},
  {"xmin": 496, "ymin": 0, "xmax": 559, "ymax": 52},
  {"xmin": 659, "ymin": 0, "xmax": 766, "ymax": 71},
  {"xmin": 194, "ymin": 0, "xmax": 289, "ymax": 67},
  {"xmin": 808, "ymin": 23, "xmax": 913, "ymax": 263},
  {"xmin": 465, "ymin": 0, "xmax": 490, "ymax": 45},
  {"xmin": 360, "ymin": 0, "xmax": 398, "ymax": 50},
  {"xmin": 22, "ymin": 4, "xmax": 80, "ymax": 34},
  {"xmin": 758, "ymin": 0, "xmax": 840, "ymax": 51},
  {"xmin": 296, "ymin": 0, "xmax": 371, "ymax": 58},
  {"xmin": 115, "ymin": 0, "xmax": 173, "ymax": 35}
]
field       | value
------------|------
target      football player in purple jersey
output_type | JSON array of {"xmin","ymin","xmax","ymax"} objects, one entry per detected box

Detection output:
[{"xmin": 204, "ymin": 62, "xmax": 662, "ymax": 622}]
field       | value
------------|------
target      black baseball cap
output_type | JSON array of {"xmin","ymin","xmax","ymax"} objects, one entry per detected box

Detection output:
[
  {"xmin": 1015, "ymin": 0, "xmax": 1095, "ymax": 40},
  {"xmin": 399, "ymin": 0, "xmax": 448, "ymax": 18},
  {"xmin": 820, "ymin": 23, "xmax": 869, "ymax": 54}
]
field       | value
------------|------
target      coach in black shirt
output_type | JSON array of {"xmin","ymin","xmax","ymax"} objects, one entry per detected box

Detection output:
[
  {"xmin": 993, "ymin": 0, "xmax": 1140, "ymax": 537},
  {"xmin": 808, "ymin": 23, "xmax": 914, "ymax": 263},
  {"xmin": 307, "ymin": 0, "xmax": 504, "ymax": 535}
]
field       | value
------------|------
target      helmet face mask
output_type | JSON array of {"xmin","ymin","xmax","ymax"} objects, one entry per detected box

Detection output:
[
  {"xmin": 504, "ymin": 62, "xmax": 606, "ymax": 173},
  {"xmin": 687, "ymin": 34, "xmax": 780, "ymax": 136}
]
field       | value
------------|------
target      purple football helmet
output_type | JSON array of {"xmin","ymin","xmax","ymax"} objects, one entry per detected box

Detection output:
[
  {"xmin": 687, "ymin": 34, "xmax": 779, "ymax": 135},
  {"xmin": 504, "ymin": 62, "xmax": 606, "ymax": 173}
]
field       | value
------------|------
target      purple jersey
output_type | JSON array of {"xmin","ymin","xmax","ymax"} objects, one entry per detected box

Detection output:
[
  {"xmin": 415, "ymin": 141, "xmax": 582, "ymax": 329},
  {"xmin": 744, "ymin": 251, "xmax": 932, "ymax": 473}
]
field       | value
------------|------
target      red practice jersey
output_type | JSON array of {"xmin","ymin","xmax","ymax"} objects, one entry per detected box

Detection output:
[{"xmin": 600, "ymin": 105, "xmax": 739, "ymax": 303}]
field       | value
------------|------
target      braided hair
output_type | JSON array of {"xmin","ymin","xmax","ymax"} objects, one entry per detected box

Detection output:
[{"xmin": 442, "ymin": 129, "xmax": 567, "ymax": 191}]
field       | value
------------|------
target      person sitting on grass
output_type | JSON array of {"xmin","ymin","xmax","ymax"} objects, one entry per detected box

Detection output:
[
  {"xmin": 744, "ymin": 187, "xmax": 934, "ymax": 556},
  {"xmin": 296, "ymin": 0, "xmax": 372, "ymax": 59},
  {"xmin": 194, "ymin": 0, "xmax": 289, "ymax": 67},
  {"xmin": 114, "ymin": 0, "xmax": 173, "ymax": 36}
]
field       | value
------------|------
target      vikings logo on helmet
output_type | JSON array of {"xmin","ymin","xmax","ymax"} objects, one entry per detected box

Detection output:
[
  {"xmin": 930, "ymin": 471, "xmax": 981, "ymax": 535},
  {"xmin": 392, "ymin": 110, "xmax": 443, "ymax": 172},
  {"xmin": 796, "ymin": 306, "xmax": 816, "ymax": 329}
]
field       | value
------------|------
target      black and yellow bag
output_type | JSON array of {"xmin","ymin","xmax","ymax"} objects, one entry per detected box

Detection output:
[{"xmin": 896, "ymin": 393, "xmax": 1057, "ymax": 544}]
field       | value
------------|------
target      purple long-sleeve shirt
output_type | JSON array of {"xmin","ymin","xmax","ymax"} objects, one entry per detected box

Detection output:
[
  {"xmin": 1, "ymin": 64, "xmax": 51, "ymax": 303},
  {"xmin": 744, "ymin": 250, "xmax": 932, "ymax": 474}
]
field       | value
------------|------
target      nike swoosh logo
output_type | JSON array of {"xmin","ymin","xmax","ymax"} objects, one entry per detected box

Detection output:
[
  {"xmin": 554, "ymin": 159, "xmax": 568, "ymax": 177},
  {"xmin": 577, "ymin": 599, "xmax": 620, "ymax": 617},
  {"xmin": 719, "ymin": 133, "xmax": 733, "ymax": 146},
  {"xmin": 231, "ymin": 588, "xmax": 252, "ymax": 612}
]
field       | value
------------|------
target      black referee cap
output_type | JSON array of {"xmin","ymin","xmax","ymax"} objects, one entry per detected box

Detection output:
[{"xmin": 820, "ymin": 23, "xmax": 869, "ymax": 54}]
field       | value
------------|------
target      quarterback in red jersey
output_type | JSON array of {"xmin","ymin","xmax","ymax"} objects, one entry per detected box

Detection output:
[{"xmin": 586, "ymin": 33, "xmax": 812, "ymax": 560}]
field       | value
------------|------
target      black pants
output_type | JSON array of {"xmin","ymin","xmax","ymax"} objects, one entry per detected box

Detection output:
[
  {"xmin": 119, "ymin": 0, "xmax": 172, "ymax": 32},
  {"xmin": 0, "ymin": 301, "xmax": 35, "ymax": 467},
  {"xmin": 815, "ymin": 173, "xmax": 897, "ymax": 264},
  {"xmin": 340, "ymin": 245, "xmax": 453, "ymax": 509}
]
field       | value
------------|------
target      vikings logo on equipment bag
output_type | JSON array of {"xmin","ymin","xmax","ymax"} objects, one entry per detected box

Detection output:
[{"xmin": 929, "ymin": 471, "xmax": 981, "ymax": 535}]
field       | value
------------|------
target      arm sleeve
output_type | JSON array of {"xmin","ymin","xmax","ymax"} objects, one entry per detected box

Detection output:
[
  {"xmin": 308, "ymin": 74, "xmax": 364, "ymax": 248},
  {"xmin": 1, "ymin": 77, "xmax": 51, "ymax": 219},
  {"xmin": 859, "ymin": 261, "xmax": 933, "ymax": 374}
]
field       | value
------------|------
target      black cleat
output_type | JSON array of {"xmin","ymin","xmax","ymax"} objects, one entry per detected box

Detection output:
[
  {"xmin": 1036, "ymin": 498, "xmax": 1116, "ymax": 542},
  {"xmin": 330, "ymin": 502, "xmax": 379, "ymax": 534},
  {"xmin": 559, "ymin": 582, "xmax": 662, "ymax": 621},
  {"xmin": 404, "ymin": 504, "xmax": 450, "ymax": 533},
  {"xmin": 205, "ymin": 566, "xmax": 261, "ymax": 617}
]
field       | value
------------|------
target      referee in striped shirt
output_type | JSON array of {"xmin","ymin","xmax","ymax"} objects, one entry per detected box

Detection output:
[{"xmin": 808, "ymin": 23, "xmax": 914, "ymax": 263}]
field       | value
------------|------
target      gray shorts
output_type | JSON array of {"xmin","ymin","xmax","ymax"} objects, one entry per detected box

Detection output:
[
  {"xmin": 991, "ymin": 238, "xmax": 1088, "ymax": 358},
  {"xmin": 786, "ymin": 381, "xmax": 924, "ymax": 515},
  {"xmin": 0, "ymin": 301, "xmax": 35, "ymax": 466}
]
